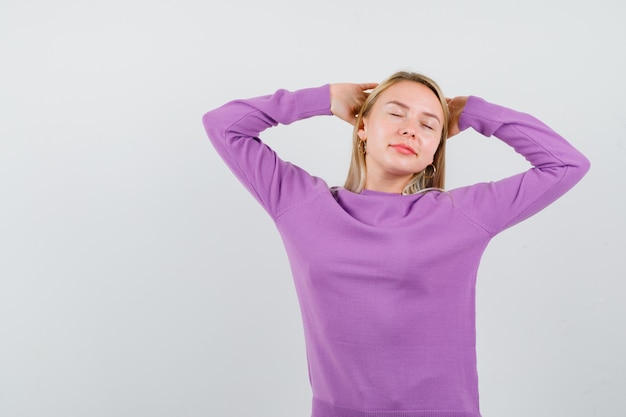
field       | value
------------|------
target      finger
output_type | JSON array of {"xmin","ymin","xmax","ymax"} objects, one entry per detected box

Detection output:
[{"xmin": 359, "ymin": 83, "xmax": 378, "ymax": 91}]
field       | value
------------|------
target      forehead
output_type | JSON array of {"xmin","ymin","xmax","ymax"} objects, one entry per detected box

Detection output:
[{"xmin": 375, "ymin": 80, "xmax": 443, "ymax": 118}]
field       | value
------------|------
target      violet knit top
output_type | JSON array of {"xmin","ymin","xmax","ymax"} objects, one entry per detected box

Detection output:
[{"xmin": 202, "ymin": 85, "xmax": 590, "ymax": 417}]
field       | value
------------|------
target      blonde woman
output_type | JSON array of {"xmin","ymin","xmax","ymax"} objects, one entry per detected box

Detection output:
[{"xmin": 203, "ymin": 71, "xmax": 589, "ymax": 417}]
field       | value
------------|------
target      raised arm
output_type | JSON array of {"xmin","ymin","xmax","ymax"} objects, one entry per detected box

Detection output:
[
  {"xmin": 202, "ymin": 83, "xmax": 376, "ymax": 219},
  {"xmin": 202, "ymin": 86, "xmax": 333, "ymax": 219},
  {"xmin": 449, "ymin": 96, "xmax": 590, "ymax": 235}
]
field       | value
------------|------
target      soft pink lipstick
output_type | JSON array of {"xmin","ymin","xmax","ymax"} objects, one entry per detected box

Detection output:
[{"xmin": 389, "ymin": 144, "xmax": 417, "ymax": 156}]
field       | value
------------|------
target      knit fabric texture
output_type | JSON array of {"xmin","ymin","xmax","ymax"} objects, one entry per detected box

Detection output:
[{"xmin": 203, "ymin": 85, "xmax": 590, "ymax": 417}]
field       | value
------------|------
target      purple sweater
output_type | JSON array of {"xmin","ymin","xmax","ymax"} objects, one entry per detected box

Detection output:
[{"xmin": 202, "ymin": 85, "xmax": 589, "ymax": 417}]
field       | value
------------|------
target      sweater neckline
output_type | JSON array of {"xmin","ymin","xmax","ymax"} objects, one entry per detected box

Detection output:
[{"xmin": 360, "ymin": 189, "xmax": 404, "ymax": 197}]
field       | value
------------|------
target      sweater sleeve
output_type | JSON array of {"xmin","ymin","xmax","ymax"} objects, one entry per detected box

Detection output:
[
  {"xmin": 450, "ymin": 96, "xmax": 590, "ymax": 235},
  {"xmin": 202, "ymin": 85, "xmax": 334, "ymax": 219}
]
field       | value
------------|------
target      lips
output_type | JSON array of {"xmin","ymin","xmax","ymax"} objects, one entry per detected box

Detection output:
[{"xmin": 389, "ymin": 143, "xmax": 417, "ymax": 156}]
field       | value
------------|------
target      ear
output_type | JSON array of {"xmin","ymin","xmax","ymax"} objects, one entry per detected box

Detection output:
[{"xmin": 357, "ymin": 119, "xmax": 367, "ymax": 140}]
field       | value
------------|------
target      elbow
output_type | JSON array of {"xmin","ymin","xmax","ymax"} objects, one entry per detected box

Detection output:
[
  {"xmin": 202, "ymin": 110, "xmax": 216, "ymax": 134},
  {"xmin": 202, "ymin": 109, "xmax": 225, "ymax": 144},
  {"xmin": 575, "ymin": 153, "xmax": 591, "ymax": 178},
  {"xmin": 565, "ymin": 154, "xmax": 591, "ymax": 185},
  {"xmin": 581, "ymin": 155, "xmax": 591, "ymax": 175}
]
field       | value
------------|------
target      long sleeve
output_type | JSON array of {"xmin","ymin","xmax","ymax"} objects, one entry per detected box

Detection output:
[
  {"xmin": 451, "ymin": 96, "xmax": 591, "ymax": 235},
  {"xmin": 202, "ymin": 85, "xmax": 333, "ymax": 219},
  {"xmin": 201, "ymin": 90, "xmax": 591, "ymax": 416}
]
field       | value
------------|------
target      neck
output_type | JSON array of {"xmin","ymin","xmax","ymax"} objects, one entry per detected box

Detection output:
[{"xmin": 364, "ymin": 174, "xmax": 411, "ymax": 194}]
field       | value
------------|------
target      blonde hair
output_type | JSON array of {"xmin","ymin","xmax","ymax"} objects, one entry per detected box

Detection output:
[{"xmin": 344, "ymin": 71, "xmax": 450, "ymax": 195}]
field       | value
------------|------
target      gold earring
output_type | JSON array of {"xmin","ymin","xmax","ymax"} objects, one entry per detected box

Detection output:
[
  {"xmin": 423, "ymin": 164, "xmax": 436, "ymax": 179},
  {"xmin": 358, "ymin": 140, "xmax": 367, "ymax": 154}
]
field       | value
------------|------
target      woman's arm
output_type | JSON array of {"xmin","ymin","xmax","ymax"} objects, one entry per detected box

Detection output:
[
  {"xmin": 202, "ymin": 86, "xmax": 333, "ymax": 219},
  {"xmin": 448, "ymin": 96, "xmax": 591, "ymax": 235},
  {"xmin": 202, "ymin": 83, "xmax": 375, "ymax": 219}
]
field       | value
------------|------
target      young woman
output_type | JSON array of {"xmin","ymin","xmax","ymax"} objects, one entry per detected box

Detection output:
[{"xmin": 202, "ymin": 71, "xmax": 590, "ymax": 417}]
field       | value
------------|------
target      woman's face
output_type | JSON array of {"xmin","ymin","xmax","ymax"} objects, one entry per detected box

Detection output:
[{"xmin": 358, "ymin": 80, "xmax": 444, "ymax": 190}]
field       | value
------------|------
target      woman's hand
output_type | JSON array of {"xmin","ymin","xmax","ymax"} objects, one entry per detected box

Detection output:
[
  {"xmin": 446, "ymin": 96, "xmax": 469, "ymax": 138},
  {"xmin": 330, "ymin": 83, "xmax": 378, "ymax": 126}
]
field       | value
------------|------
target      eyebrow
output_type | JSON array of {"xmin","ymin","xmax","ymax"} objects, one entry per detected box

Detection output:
[{"xmin": 385, "ymin": 100, "xmax": 441, "ymax": 124}]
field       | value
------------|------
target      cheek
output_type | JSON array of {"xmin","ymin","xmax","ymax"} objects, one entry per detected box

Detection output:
[{"xmin": 425, "ymin": 140, "xmax": 442, "ymax": 160}]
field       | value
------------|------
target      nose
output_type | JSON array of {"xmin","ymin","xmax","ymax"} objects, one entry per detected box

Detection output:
[{"xmin": 401, "ymin": 124, "xmax": 416, "ymax": 138}]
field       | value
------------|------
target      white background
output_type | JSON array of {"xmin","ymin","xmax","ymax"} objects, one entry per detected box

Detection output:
[{"xmin": 1, "ymin": 0, "xmax": 624, "ymax": 416}]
